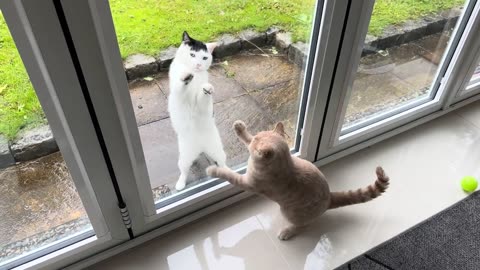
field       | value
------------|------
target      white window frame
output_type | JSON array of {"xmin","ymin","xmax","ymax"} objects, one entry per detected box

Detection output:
[
  {"xmin": 1, "ymin": 0, "xmax": 131, "ymax": 269},
  {"xmin": 444, "ymin": 2, "xmax": 480, "ymax": 104},
  {"xmin": 314, "ymin": 0, "xmax": 480, "ymax": 164}
]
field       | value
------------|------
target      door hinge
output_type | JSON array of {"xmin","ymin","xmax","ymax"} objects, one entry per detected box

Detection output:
[{"xmin": 120, "ymin": 205, "xmax": 132, "ymax": 229}]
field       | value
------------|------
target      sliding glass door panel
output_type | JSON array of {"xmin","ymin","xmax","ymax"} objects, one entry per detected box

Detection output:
[
  {"xmin": 1, "ymin": 0, "xmax": 130, "ymax": 268},
  {"xmin": 316, "ymin": 0, "xmax": 476, "ymax": 159},
  {"xmin": 108, "ymin": 0, "xmax": 320, "ymax": 202},
  {"xmin": 57, "ymin": 0, "xmax": 325, "ymax": 236}
]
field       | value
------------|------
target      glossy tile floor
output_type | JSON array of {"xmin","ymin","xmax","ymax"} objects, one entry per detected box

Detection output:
[{"xmin": 89, "ymin": 100, "xmax": 480, "ymax": 270}]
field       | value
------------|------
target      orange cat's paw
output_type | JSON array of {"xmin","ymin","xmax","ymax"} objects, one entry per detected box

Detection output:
[
  {"xmin": 206, "ymin": 165, "xmax": 218, "ymax": 177},
  {"xmin": 233, "ymin": 120, "xmax": 246, "ymax": 133},
  {"xmin": 277, "ymin": 227, "xmax": 297, "ymax": 241}
]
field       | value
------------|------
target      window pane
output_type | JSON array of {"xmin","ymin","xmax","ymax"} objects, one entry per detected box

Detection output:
[
  {"xmin": 0, "ymin": 11, "xmax": 92, "ymax": 264},
  {"xmin": 109, "ymin": 0, "xmax": 317, "ymax": 201},
  {"xmin": 341, "ymin": 0, "xmax": 466, "ymax": 132},
  {"xmin": 466, "ymin": 62, "xmax": 480, "ymax": 90}
]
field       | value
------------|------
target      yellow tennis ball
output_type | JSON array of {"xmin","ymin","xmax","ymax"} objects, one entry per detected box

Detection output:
[{"xmin": 461, "ymin": 176, "xmax": 478, "ymax": 192}]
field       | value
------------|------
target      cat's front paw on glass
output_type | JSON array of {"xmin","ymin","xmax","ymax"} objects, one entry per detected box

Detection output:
[
  {"xmin": 175, "ymin": 174, "xmax": 188, "ymax": 190},
  {"xmin": 233, "ymin": 120, "xmax": 246, "ymax": 133},
  {"xmin": 175, "ymin": 180, "xmax": 186, "ymax": 190},
  {"xmin": 206, "ymin": 165, "xmax": 218, "ymax": 177},
  {"xmin": 181, "ymin": 73, "xmax": 194, "ymax": 85},
  {"xmin": 201, "ymin": 83, "xmax": 214, "ymax": 95}
]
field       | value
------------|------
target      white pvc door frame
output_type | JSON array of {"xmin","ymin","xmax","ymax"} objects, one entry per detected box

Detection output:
[
  {"xmin": 444, "ymin": 1, "xmax": 480, "ymax": 105},
  {"xmin": 1, "ymin": 0, "xmax": 130, "ymax": 269},
  {"xmin": 314, "ymin": 0, "xmax": 480, "ymax": 164}
]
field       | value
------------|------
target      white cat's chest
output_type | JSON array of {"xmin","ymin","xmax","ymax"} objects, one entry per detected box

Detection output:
[
  {"xmin": 170, "ymin": 95, "xmax": 211, "ymax": 117},
  {"xmin": 190, "ymin": 71, "xmax": 209, "ymax": 85},
  {"xmin": 169, "ymin": 96, "xmax": 214, "ymax": 136},
  {"xmin": 168, "ymin": 67, "xmax": 214, "ymax": 133}
]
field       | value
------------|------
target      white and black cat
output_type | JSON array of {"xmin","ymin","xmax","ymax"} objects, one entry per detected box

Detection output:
[{"xmin": 168, "ymin": 31, "xmax": 227, "ymax": 190}]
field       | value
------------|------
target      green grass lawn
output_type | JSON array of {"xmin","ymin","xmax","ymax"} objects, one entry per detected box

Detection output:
[
  {"xmin": 110, "ymin": 0, "xmax": 316, "ymax": 58},
  {"xmin": 0, "ymin": 0, "xmax": 465, "ymax": 139},
  {"xmin": 0, "ymin": 16, "xmax": 46, "ymax": 139},
  {"xmin": 369, "ymin": 0, "xmax": 464, "ymax": 35}
]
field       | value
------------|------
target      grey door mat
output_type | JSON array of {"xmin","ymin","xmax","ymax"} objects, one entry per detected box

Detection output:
[{"xmin": 335, "ymin": 191, "xmax": 480, "ymax": 270}]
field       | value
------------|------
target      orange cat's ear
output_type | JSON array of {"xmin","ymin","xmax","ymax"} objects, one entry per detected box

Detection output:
[{"xmin": 273, "ymin": 122, "xmax": 286, "ymax": 138}]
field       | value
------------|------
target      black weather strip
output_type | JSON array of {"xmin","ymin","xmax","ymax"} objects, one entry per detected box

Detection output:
[
  {"xmin": 294, "ymin": 0, "xmax": 325, "ymax": 151},
  {"xmin": 52, "ymin": 0, "xmax": 134, "ymax": 239},
  {"xmin": 315, "ymin": 0, "xmax": 352, "ymax": 161}
]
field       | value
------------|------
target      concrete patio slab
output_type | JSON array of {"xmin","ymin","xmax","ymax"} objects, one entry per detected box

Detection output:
[
  {"xmin": 248, "ymin": 79, "xmax": 302, "ymax": 145},
  {"xmin": 152, "ymin": 66, "xmax": 247, "ymax": 104},
  {"xmin": 138, "ymin": 118, "xmax": 179, "ymax": 190},
  {"xmin": 392, "ymin": 58, "xmax": 437, "ymax": 90},
  {"xmin": 359, "ymin": 43, "xmax": 427, "ymax": 73},
  {"xmin": 0, "ymin": 152, "xmax": 88, "ymax": 260},
  {"xmin": 130, "ymin": 80, "xmax": 169, "ymax": 126},
  {"xmin": 346, "ymin": 72, "xmax": 414, "ymax": 126},
  {"xmin": 413, "ymin": 32, "xmax": 450, "ymax": 65},
  {"xmin": 225, "ymin": 53, "xmax": 298, "ymax": 91}
]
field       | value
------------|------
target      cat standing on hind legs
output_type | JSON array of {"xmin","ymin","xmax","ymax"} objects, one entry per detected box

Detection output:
[
  {"xmin": 206, "ymin": 120, "xmax": 390, "ymax": 240},
  {"xmin": 168, "ymin": 31, "xmax": 227, "ymax": 190}
]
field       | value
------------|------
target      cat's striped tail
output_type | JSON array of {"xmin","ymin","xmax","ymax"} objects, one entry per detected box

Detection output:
[{"xmin": 328, "ymin": 166, "xmax": 389, "ymax": 209}]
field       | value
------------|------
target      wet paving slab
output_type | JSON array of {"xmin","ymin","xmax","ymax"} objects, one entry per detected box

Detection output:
[
  {"xmin": 0, "ymin": 32, "xmax": 447, "ymax": 259},
  {"xmin": 345, "ymin": 33, "xmax": 442, "ymax": 127},
  {"xmin": 153, "ymin": 65, "xmax": 247, "ymax": 104},
  {"xmin": 130, "ymin": 80, "xmax": 169, "ymax": 126},
  {"xmin": 0, "ymin": 152, "xmax": 90, "ymax": 263}
]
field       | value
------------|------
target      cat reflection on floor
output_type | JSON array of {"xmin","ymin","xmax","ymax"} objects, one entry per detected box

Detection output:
[{"xmin": 168, "ymin": 31, "xmax": 227, "ymax": 190}]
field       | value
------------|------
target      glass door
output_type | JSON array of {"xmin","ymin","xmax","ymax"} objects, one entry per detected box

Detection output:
[
  {"xmin": 316, "ymin": 0, "xmax": 479, "ymax": 160},
  {"xmin": 108, "ymin": 0, "xmax": 321, "ymax": 201},
  {"xmin": 469, "ymin": 63, "xmax": 480, "ymax": 89},
  {"xmin": 454, "ymin": 55, "xmax": 480, "ymax": 101},
  {"xmin": 56, "ymin": 0, "xmax": 324, "ymax": 234},
  {"xmin": 440, "ymin": 0, "xmax": 480, "ymax": 106},
  {"xmin": 1, "ymin": 0, "xmax": 130, "ymax": 268}
]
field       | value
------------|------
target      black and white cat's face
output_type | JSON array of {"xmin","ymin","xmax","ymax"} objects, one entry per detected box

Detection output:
[{"xmin": 176, "ymin": 31, "xmax": 216, "ymax": 72}]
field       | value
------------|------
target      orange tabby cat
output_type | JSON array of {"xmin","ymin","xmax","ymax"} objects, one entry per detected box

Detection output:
[{"xmin": 206, "ymin": 120, "xmax": 390, "ymax": 240}]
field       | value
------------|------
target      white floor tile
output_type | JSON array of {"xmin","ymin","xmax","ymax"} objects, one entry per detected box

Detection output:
[
  {"xmin": 89, "ymin": 198, "xmax": 290, "ymax": 270},
  {"xmin": 89, "ymin": 102, "xmax": 480, "ymax": 270},
  {"xmin": 256, "ymin": 111, "xmax": 480, "ymax": 269},
  {"xmin": 455, "ymin": 100, "xmax": 480, "ymax": 129}
]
